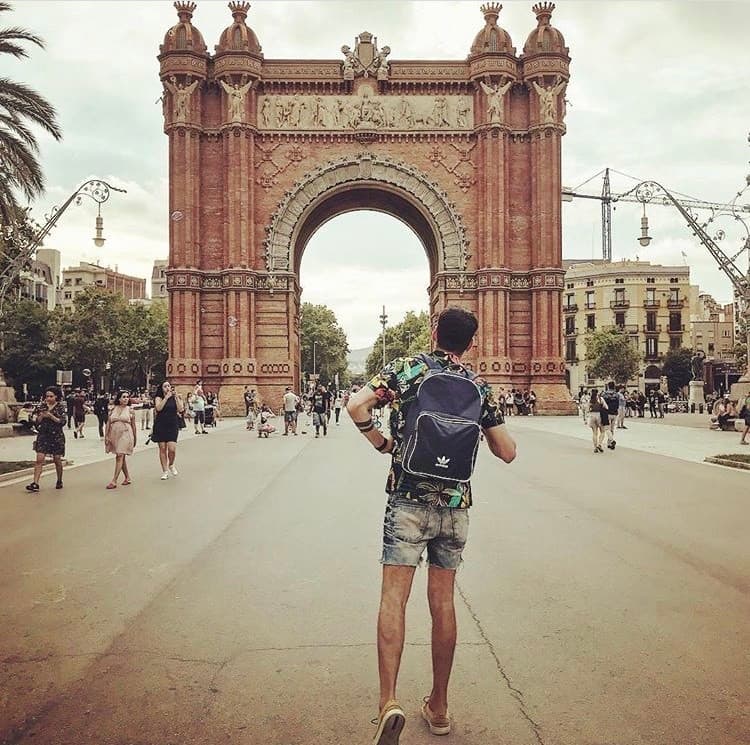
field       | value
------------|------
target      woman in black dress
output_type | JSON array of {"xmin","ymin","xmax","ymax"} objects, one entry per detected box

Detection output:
[
  {"xmin": 152, "ymin": 381, "xmax": 185, "ymax": 481},
  {"xmin": 26, "ymin": 386, "xmax": 66, "ymax": 492}
]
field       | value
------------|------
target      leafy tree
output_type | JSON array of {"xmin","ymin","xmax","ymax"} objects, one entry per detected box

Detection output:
[
  {"xmin": 584, "ymin": 328, "xmax": 640, "ymax": 384},
  {"xmin": 364, "ymin": 310, "xmax": 431, "ymax": 378},
  {"xmin": 300, "ymin": 302, "xmax": 348, "ymax": 386},
  {"xmin": 0, "ymin": 1, "xmax": 62, "ymax": 226},
  {"xmin": 0, "ymin": 298, "xmax": 54, "ymax": 396},
  {"xmin": 733, "ymin": 316, "xmax": 747, "ymax": 374},
  {"xmin": 662, "ymin": 346, "xmax": 693, "ymax": 395}
]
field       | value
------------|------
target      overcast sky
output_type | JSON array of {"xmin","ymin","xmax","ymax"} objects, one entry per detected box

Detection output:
[{"xmin": 6, "ymin": 0, "xmax": 750, "ymax": 348}]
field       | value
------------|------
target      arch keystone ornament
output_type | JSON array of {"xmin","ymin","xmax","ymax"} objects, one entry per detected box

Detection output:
[{"xmin": 159, "ymin": 1, "xmax": 576, "ymax": 414}]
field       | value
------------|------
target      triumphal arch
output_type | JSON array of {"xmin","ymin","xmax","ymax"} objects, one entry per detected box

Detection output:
[{"xmin": 158, "ymin": 1, "xmax": 573, "ymax": 413}]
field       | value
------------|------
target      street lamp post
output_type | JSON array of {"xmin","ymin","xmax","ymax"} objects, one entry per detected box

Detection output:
[
  {"xmin": 379, "ymin": 305, "xmax": 388, "ymax": 368},
  {"xmin": 0, "ymin": 179, "xmax": 126, "ymax": 312},
  {"xmin": 623, "ymin": 168, "xmax": 750, "ymax": 385},
  {"xmin": 312, "ymin": 340, "xmax": 317, "ymax": 378}
]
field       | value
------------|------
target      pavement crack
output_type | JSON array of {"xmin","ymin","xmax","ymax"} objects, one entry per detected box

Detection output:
[{"xmin": 456, "ymin": 581, "xmax": 546, "ymax": 745}]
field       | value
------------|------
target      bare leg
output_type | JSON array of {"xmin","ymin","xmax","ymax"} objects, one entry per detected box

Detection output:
[
  {"xmin": 427, "ymin": 566, "xmax": 457, "ymax": 716},
  {"xmin": 33, "ymin": 452, "xmax": 45, "ymax": 484},
  {"xmin": 377, "ymin": 564, "xmax": 417, "ymax": 710},
  {"xmin": 590, "ymin": 425, "xmax": 597, "ymax": 448},
  {"xmin": 167, "ymin": 442, "xmax": 177, "ymax": 466},
  {"xmin": 741, "ymin": 425, "xmax": 749, "ymax": 444},
  {"xmin": 112, "ymin": 454, "xmax": 124, "ymax": 483},
  {"xmin": 121, "ymin": 457, "xmax": 130, "ymax": 481},
  {"xmin": 158, "ymin": 442, "xmax": 169, "ymax": 472}
]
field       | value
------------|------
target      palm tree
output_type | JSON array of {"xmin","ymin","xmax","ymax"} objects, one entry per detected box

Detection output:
[{"xmin": 0, "ymin": 1, "xmax": 62, "ymax": 227}]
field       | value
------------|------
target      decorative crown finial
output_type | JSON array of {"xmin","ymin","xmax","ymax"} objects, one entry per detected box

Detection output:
[
  {"xmin": 532, "ymin": 2, "xmax": 555, "ymax": 23},
  {"xmin": 481, "ymin": 3, "xmax": 502, "ymax": 22},
  {"xmin": 229, "ymin": 1, "xmax": 250, "ymax": 22},
  {"xmin": 174, "ymin": 1, "xmax": 197, "ymax": 22}
]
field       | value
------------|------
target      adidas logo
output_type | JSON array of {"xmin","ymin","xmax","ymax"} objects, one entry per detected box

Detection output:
[{"xmin": 435, "ymin": 455, "xmax": 450, "ymax": 469}]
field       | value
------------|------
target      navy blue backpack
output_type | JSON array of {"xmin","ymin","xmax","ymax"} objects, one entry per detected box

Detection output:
[{"xmin": 401, "ymin": 355, "xmax": 483, "ymax": 483}]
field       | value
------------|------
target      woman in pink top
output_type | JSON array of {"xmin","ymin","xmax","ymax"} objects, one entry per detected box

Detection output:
[{"xmin": 105, "ymin": 390, "xmax": 137, "ymax": 489}]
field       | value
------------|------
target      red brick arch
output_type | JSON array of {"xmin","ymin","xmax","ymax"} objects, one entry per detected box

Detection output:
[{"xmin": 159, "ymin": 3, "xmax": 575, "ymax": 413}]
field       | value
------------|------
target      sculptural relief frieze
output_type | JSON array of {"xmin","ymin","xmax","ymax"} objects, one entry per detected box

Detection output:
[{"xmin": 257, "ymin": 91, "xmax": 473, "ymax": 131}]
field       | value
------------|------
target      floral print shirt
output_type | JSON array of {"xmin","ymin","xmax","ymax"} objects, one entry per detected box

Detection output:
[{"xmin": 367, "ymin": 350, "xmax": 501, "ymax": 508}]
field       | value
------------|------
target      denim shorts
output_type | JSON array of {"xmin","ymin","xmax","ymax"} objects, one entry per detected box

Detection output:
[{"xmin": 382, "ymin": 496, "xmax": 469, "ymax": 570}]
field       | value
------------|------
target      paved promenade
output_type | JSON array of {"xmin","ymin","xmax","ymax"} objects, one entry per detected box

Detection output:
[{"xmin": 1, "ymin": 413, "xmax": 748, "ymax": 744}]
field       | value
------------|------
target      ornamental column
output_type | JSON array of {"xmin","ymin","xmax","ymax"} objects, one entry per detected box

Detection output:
[
  {"xmin": 521, "ymin": 2, "xmax": 574, "ymax": 412},
  {"xmin": 158, "ymin": 1, "xmax": 209, "ymax": 384}
]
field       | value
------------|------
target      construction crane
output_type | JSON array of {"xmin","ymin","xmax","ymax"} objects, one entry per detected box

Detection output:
[{"xmin": 562, "ymin": 167, "xmax": 749, "ymax": 261}]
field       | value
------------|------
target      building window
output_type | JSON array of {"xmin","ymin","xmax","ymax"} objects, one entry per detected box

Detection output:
[
  {"xmin": 646, "ymin": 337, "xmax": 658, "ymax": 358},
  {"xmin": 565, "ymin": 316, "xmax": 575, "ymax": 334},
  {"xmin": 75, "ymin": 277, "xmax": 82, "ymax": 285},
  {"xmin": 565, "ymin": 339, "xmax": 577, "ymax": 362},
  {"xmin": 615, "ymin": 312, "xmax": 625, "ymax": 327},
  {"xmin": 669, "ymin": 288, "xmax": 680, "ymax": 304},
  {"xmin": 669, "ymin": 277, "xmax": 679, "ymax": 284},
  {"xmin": 646, "ymin": 288, "xmax": 656, "ymax": 304},
  {"xmin": 646, "ymin": 277, "xmax": 655, "ymax": 284},
  {"xmin": 614, "ymin": 278, "xmax": 624, "ymax": 284},
  {"xmin": 565, "ymin": 293, "xmax": 575, "ymax": 308},
  {"xmin": 669, "ymin": 312, "xmax": 682, "ymax": 331},
  {"xmin": 646, "ymin": 311, "xmax": 657, "ymax": 332},
  {"xmin": 160, "ymin": 285, "xmax": 165, "ymax": 295},
  {"xmin": 708, "ymin": 342, "xmax": 715, "ymax": 353},
  {"xmin": 670, "ymin": 336, "xmax": 681, "ymax": 350},
  {"xmin": 566, "ymin": 283, "xmax": 573, "ymax": 289},
  {"xmin": 64, "ymin": 278, "xmax": 72, "ymax": 286},
  {"xmin": 585, "ymin": 291, "xmax": 595, "ymax": 309},
  {"xmin": 64, "ymin": 292, "xmax": 72, "ymax": 300},
  {"xmin": 586, "ymin": 279, "xmax": 594, "ymax": 287},
  {"xmin": 586, "ymin": 314, "xmax": 596, "ymax": 331},
  {"xmin": 614, "ymin": 288, "xmax": 626, "ymax": 304},
  {"xmin": 723, "ymin": 329, "xmax": 730, "ymax": 337}
]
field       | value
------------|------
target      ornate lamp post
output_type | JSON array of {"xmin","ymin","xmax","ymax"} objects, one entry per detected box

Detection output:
[
  {"xmin": 0, "ymin": 179, "xmax": 126, "ymax": 311},
  {"xmin": 621, "ymin": 161, "xmax": 750, "ymax": 389},
  {"xmin": 379, "ymin": 305, "xmax": 388, "ymax": 368}
]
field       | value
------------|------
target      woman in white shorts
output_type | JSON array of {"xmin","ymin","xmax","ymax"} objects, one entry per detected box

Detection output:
[{"xmin": 587, "ymin": 389, "xmax": 608, "ymax": 453}]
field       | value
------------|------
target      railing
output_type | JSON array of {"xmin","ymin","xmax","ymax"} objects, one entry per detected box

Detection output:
[
  {"xmin": 563, "ymin": 303, "xmax": 578, "ymax": 313},
  {"xmin": 643, "ymin": 299, "xmax": 661, "ymax": 308},
  {"xmin": 668, "ymin": 325, "xmax": 685, "ymax": 333},
  {"xmin": 608, "ymin": 324, "xmax": 639, "ymax": 333},
  {"xmin": 584, "ymin": 303, "xmax": 596, "ymax": 310},
  {"xmin": 645, "ymin": 351, "xmax": 662, "ymax": 361},
  {"xmin": 667, "ymin": 298, "xmax": 686, "ymax": 308},
  {"xmin": 643, "ymin": 324, "xmax": 662, "ymax": 333},
  {"xmin": 565, "ymin": 326, "xmax": 578, "ymax": 336},
  {"xmin": 610, "ymin": 299, "xmax": 631, "ymax": 309}
]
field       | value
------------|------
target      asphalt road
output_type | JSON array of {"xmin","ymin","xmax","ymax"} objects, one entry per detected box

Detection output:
[{"xmin": 0, "ymin": 417, "xmax": 748, "ymax": 745}]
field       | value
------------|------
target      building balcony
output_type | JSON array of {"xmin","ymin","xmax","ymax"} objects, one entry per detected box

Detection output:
[
  {"xmin": 565, "ymin": 356, "xmax": 579, "ymax": 364},
  {"xmin": 610, "ymin": 299, "xmax": 631, "ymax": 309},
  {"xmin": 643, "ymin": 324, "xmax": 662, "ymax": 334},
  {"xmin": 645, "ymin": 351, "xmax": 662, "ymax": 362},
  {"xmin": 668, "ymin": 325, "xmax": 685, "ymax": 334},
  {"xmin": 563, "ymin": 303, "xmax": 578, "ymax": 314},
  {"xmin": 643, "ymin": 299, "xmax": 661, "ymax": 308},
  {"xmin": 667, "ymin": 298, "xmax": 686, "ymax": 308},
  {"xmin": 608, "ymin": 324, "xmax": 639, "ymax": 334},
  {"xmin": 564, "ymin": 327, "xmax": 578, "ymax": 336}
]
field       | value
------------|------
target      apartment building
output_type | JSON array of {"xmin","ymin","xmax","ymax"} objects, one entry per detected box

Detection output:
[
  {"xmin": 60, "ymin": 261, "xmax": 146, "ymax": 311},
  {"xmin": 563, "ymin": 260, "xmax": 698, "ymax": 392},
  {"xmin": 151, "ymin": 259, "xmax": 168, "ymax": 303}
]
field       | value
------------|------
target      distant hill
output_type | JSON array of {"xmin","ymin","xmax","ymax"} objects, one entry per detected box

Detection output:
[{"xmin": 347, "ymin": 346, "xmax": 372, "ymax": 375}]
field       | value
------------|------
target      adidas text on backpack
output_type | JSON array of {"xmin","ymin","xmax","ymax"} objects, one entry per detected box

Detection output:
[{"xmin": 401, "ymin": 355, "xmax": 483, "ymax": 483}]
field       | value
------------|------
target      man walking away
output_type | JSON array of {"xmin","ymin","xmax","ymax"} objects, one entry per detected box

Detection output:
[
  {"xmin": 346, "ymin": 307, "xmax": 516, "ymax": 745},
  {"xmin": 282, "ymin": 386, "xmax": 300, "ymax": 435},
  {"xmin": 94, "ymin": 392, "xmax": 110, "ymax": 438},
  {"xmin": 311, "ymin": 385, "xmax": 328, "ymax": 437},
  {"xmin": 602, "ymin": 382, "xmax": 620, "ymax": 450},
  {"xmin": 657, "ymin": 389, "xmax": 666, "ymax": 418},
  {"xmin": 648, "ymin": 390, "xmax": 657, "ymax": 418},
  {"xmin": 65, "ymin": 389, "xmax": 75, "ymax": 429}
]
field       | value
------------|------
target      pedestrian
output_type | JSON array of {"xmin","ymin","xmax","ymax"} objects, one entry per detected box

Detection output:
[
  {"xmin": 72, "ymin": 388, "xmax": 87, "ymax": 438},
  {"xmin": 257, "ymin": 403, "xmax": 276, "ymax": 437},
  {"xmin": 104, "ymin": 390, "xmax": 137, "ymax": 489},
  {"xmin": 26, "ymin": 386, "xmax": 66, "ymax": 492},
  {"xmin": 152, "ymin": 381, "xmax": 185, "ymax": 480},
  {"xmin": 192, "ymin": 386, "xmax": 208, "ymax": 434},
  {"xmin": 93, "ymin": 391, "xmax": 110, "ymax": 438},
  {"xmin": 656, "ymin": 389, "xmax": 666, "ymax": 418},
  {"xmin": 617, "ymin": 387, "xmax": 628, "ymax": 429},
  {"xmin": 205, "ymin": 390, "xmax": 219, "ymax": 426},
  {"xmin": 648, "ymin": 390, "xmax": 657, "ymax": 418},
  {"xmin": 579, "ymin": 389, "xmax": 590, "ymax": 422},
  {"xmin": 528, "ymin": 389, "xmax": 537, "ymax": 416},
  {"xmin": 311, "ymin": 385, "xmax": 328, "ymax": 437},
  {"xmin": 601, "ymin": 381, "xmax": 620, "ymax": 450},
  {"xmin": 65, "ymin": 388, "xmax": 75, "ymax": 429},
  {"xmin": 637, "ymin": 390, "xmax": 646, "ymax": 417},
  {"xmin": 513, "ymin": 388, "xmax": 525, "ymax": 415},
  {"xmin": 243, "ymin": 385, "xmax": 256, "ymax": 418},
  {"xmin": 140, "ymin": 391, "xmax": 153, "ymax": 431},
  {"xmin": 739, "ymin": 392, "xmax": 750, "ymax": 444},
  {"xmin": 346, "ymin": 306, "xmax": 516, "ymax": 744},
  {"xmin": 334, "ymin": 390, "xmax": 344, "ymax": 425},
  {"xmin": 282, "ymin": 386, "xmax": 300, "ymax": 435},
  {"xmin": 588, "ymin": 388, "xmax": 607, "ymax": 453}
]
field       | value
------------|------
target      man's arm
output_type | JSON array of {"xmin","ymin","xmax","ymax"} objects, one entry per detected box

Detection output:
[
  {"xmin": 483, "ymin": 423, "xmax": 516, "ymax": 463},
  {"xmin": 345, "ymin": 386, "xmax": 394, "ymax": 455}
]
